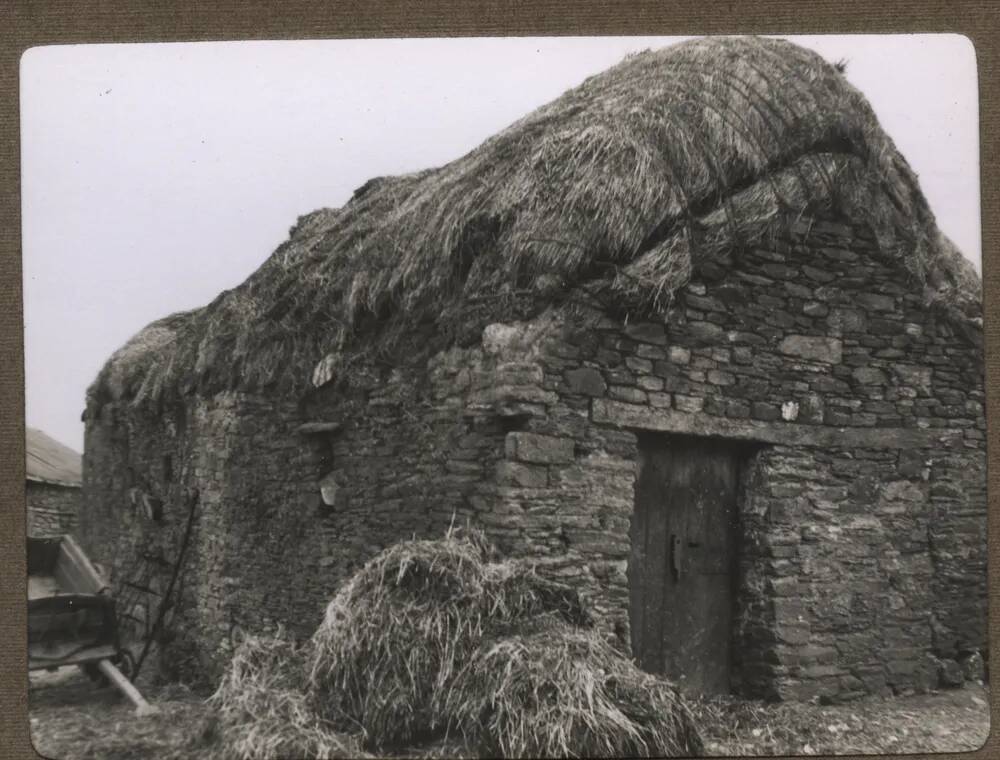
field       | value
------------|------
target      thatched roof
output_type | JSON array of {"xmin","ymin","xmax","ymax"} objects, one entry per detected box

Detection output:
[{"xmin": 87, "ymin": 35, "xmax": 981, "ymax": 411}]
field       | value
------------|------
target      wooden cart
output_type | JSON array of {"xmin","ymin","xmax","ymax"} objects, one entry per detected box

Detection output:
[{"xmin": 28, "ymin": 535, "xmax": 157, "ymax": 715}]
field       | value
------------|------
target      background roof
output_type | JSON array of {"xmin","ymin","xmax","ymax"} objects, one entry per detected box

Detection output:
[{"xmin": 26, "ymin": 427, "xmax": 82, "ymax": 487}]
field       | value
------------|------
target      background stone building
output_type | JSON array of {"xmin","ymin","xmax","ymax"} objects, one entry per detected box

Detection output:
[
  {"xmin": 26, "ymin": 427, "xmax": 82, "ymax": 538},
  {"xmin": 77, "ymin": 36, "xmax": 986, "ymax": 701}
]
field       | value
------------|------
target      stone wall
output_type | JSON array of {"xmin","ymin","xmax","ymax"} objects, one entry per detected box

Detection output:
[
  {"xmin": 80, "ymin": 213, "xmax": 987, "ymax": 698},
  {"xmin": 26, "ymin": 481, "xmax": 80, "ymax": 538},
  {"xmin": 497, "ymin": 216, "xmax": 987, "ymax": 700},
  {"xmin": 81, "ymin": 358, "xmax": 516, "ymax": 681}
]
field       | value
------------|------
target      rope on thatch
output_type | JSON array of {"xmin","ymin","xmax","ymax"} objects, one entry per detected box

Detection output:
[{"xmin": 86, "ymin": 35, "xmax": 981, "ymax": 412}]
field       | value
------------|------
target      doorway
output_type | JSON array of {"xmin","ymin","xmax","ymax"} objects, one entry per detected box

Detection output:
[{"xmin": 629, "ymin": 433, "xmax": 745, "ymax": 695}]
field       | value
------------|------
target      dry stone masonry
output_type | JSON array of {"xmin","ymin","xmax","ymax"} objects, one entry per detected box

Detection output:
[
  {"xmin": 80, "ymin": 213, "xmax": 986, "ymax": 701},
  {"xmin": 26, "ymin": 482, "xmax": 80, "ymax": 538}
]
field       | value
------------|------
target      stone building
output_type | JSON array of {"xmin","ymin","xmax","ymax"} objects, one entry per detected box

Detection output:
[
  {"xmin": 26, "ymin": 427, "xmax": 82, "ymax": 538},
  {"xmin": 78, "ymin": 37, "xmax": 986, "ymax": 701}
]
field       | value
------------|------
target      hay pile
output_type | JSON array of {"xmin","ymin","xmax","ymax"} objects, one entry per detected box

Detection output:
[
  {"xmin": 210, "ymin": 530, "xmax": 703, "ymax": 758},
  {"xmin": 209, "ymin": 631, "xmax": 366, "ymax": 760},
  {"xmin": 88, "ymin": 35, "xmax": 979, "ymax": 412},
  {"xmin": 448, "ymin": 619, "xmax": 703, "ymax": 758},
  {"xmin": 306, "ymin": 533, "xmax": 592, "ymax": 748}
]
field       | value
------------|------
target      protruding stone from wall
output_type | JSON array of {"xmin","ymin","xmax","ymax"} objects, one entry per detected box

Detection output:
[
  {"xmin": 505, "ymin": 432, "xmax": 575, "ymax": 465},
  {"xmin": 777, "ymin": 335, "xmax": 843, "ymax": 363}
]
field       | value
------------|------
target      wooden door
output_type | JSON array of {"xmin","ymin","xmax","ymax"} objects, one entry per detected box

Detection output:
[{"xmin": 629, "ymin": 434, "xmax": 740, "ymax": 695}]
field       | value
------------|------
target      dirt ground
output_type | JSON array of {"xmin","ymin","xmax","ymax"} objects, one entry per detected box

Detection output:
[
  {"xmin": 28, "ymin": 666, "xmax": 991, "ymax": 759},
  {"xmin": 28, "ymin": 667, "xmax": 215, "ymax": 760},
  {"xmin": 692, "ymin": 686, "xmax": 992, "ymax": 756}
]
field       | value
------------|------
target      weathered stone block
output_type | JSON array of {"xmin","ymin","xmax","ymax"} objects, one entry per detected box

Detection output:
[
  {"xmin": 785, "ymin": 282, "xmax": 814, "ymax": 299},
  {"xmin": 763, "ymin": 262, "xmax": 798, "ymax": 279},
  {"xmin": 824, "ymin": 408, "xmax": 851, "ymax": 426},
  {"xmin": 798, "ymin": 644, "xmax": 840, "ymax": 664},
  {"xmin": 707, "ymin": 370, "xmax": 736, "ymax": 386},
  {"xmin": 752, "ymin": 402, "xmax": 781, "ymax": 421},
  {"xmin": 869, "ymin": 318, "xmax": 903, "ymax": 335},
  {"xmin": 726, "ymin": 399, "xmax": 751, "ymax": 418},
  {"xmin": 564, "ymin": 528, "xmax": 630, "ymax": 555},
  {"xmin": 827, "ymin": 307, "xmax": 867, "ymax": 334},
  {"xmin": 482, "ymin": 322, "xmax": 523, "ymax": 354},
  {"xmin": 781, "ymin": 401, "xmax": 799, "ymax": 421},
  {"xmin": 637, "ymin": 376, "xmax": 664, "ymax": 392},
  {"xmin": 635, "ymin": 343, "xmax": 667, "ymax": 360},
  {"xmin": 688, "ymin": 321, "xmax": 725, "ymax": 342},
  {"xmin": 505, "ymin": 432, "xmax": 574, "ymax": 465},
  {"xmin": 882, "ymin": 480, "xmax": 924, "ymax": 502},
  {"xmin": 604, "ymin": 367, "xmax": 635, "ymax": 386},
  {"xmin": 648, "ymin": 392, "xmax": 672, "ymax": 409},
  {"xmin": 812, "ymin": 375, "xmax": 850, "ymax": 394},
  {"xmin": 856, "ymin": 292, "xmax": 895, "ymax": 311},
  {"xmin": 897, "ymin": 450, "xmax": 929, "ymax": 479},
  {"xmin": 775, "ymin": 624, "xmax": 811, "ymax": 645},
  {"xmin": 801, "ymin": 664, "xmax": 844, "ymax": 679},
  {"xmin": 319, "ymin": 471, "xmax": 341, "ymax": 508},
  {"xmin": 625, "ymin": 356, "xmax": 653, "ymax": 373},
  {"xmin": 609, "ymin": 386, "xmax": 646, "ymax": 404},
  {"xmin": 496, "ymin": 461, "xmax": 548, "ymax": 488},
  {"xmin": 778, "ymin": 335, "xmax": 843, "ymax": 363},
  {"xmin": 624, "ymin": 322, "xmax": 667, "ymax": 345},
  {"xmin": 710, "ymin": 348, "xmax": 730, "ymax": 363},
  {"xmin": 496, "ymin": 361, "xmax": 544, "ymax": 387},
  {"xmin": 802, "ymin": 264, "xmax": 836, "ymax": 283},
  {"xmin": 892, "ymin": 364, "xmax": 932, "ymax": 393},
  {"xmin": 495, "ymin": 401, "xmax": 547, "ymax": 419},
  {"xmin": 852, "ymin": 367, "xmax": 888, "ymax": 385},
  {"xmin": 929, "ymin": 481, "xmax": 964, "ymax": 499},
  {"xmin": 470, "ymin": 384, "xmax": 558, "ymax": 409},
  {"xmin": 564, "ymin": 367, "xmax": 606, "ymax": 397},
  {"xmin": 821, "ymin": 246, "xmax": 858, "ymax": 262},
  {"xmin": 854, "ymin": 666, "xmax": 888, "ymax": 695},
  {"xmin": 674, "ymin": 395, "xmax": 704, "ymax": 413},
  {"xmin": 667, "ymin": 345, "xmax": 691, "ymax": 364},
  {"xmin": 797, "ymin": 393, "xmax": 824, "ymax": 424}
]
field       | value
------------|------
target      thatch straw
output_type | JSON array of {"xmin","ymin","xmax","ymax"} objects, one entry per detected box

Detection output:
[
  {"xmin": 203, "ymin": 531, "xmax": 701, "ymax": 756},
  {"xmin": 209, "ymin": 630, "xmax": 367, "ymax": 760},
  {"xmin": 306, "ymin": 530, "xmax": 591, "ymax": 749},
  {"xmin": 446, "ymin": 618, "xmax": 704, "ymax": 758},
  {"xmin": 88, "ymin": 35, "xmax": 979, "ymax": 410},
  {"xmin": 89, "ymin": 309, "xmax": 196, "ymax": 406},
  {"xmin": 306, "ymin": 535, "xmax": 487, "ymax": 746},
  {"xmin": 481, "ymin": 559, "xmax": 592, "ymax": 630}
]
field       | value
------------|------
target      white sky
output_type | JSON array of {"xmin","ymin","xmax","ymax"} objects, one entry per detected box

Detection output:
[{"xmin": 21, "ymin": 34, "xmax": 981, "ymax": 452}]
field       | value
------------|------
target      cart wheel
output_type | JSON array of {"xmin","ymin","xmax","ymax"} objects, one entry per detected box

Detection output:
[
  {"xmin": 116, "ymin": 649, "xmax": 137, "ymax": 681},
  {"xmin": 81, "ymin": 662, "xmax": 109, "ymax": 687}
]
